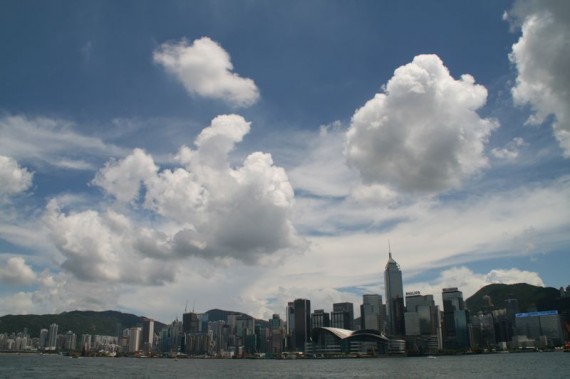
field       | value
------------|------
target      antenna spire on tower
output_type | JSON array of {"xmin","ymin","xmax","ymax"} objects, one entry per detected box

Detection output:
[{"xmin": 388, "ymin": 240, "xmax": 392, "ymax": 259}]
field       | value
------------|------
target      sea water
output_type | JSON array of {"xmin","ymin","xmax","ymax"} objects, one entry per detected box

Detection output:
[{"xmin": 1, "ymin": 352, "xmax": 569, "ymax": 378}]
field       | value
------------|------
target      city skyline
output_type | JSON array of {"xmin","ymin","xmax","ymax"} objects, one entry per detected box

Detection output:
[
  {"xmin": 1, "ymin": 0, "xmax": 569, "ymax": 323},
  {"xmin": 3, "ymin": 280, "xmax": 568, "ymax": 355}
]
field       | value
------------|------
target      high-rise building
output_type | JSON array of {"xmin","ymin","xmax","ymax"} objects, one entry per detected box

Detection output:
[
  {"xmin": 81, "ymin": 334, "xmax": 91, "ymax": 353},
  {"xmin": 129, "ymin": 327, "xmax": 142, "ymax": 353},
  {"xmin": 311, "ymin": 309, "xmax": 330, "ymax": 328},
  {"xmin": 293, "ymin": 298, "xmax": 311, "ymax": 352},
  {"xmin": 39, "ymin": 329, "xmax": 48, "ymax": 350},
  {"xmin": 65, "ymin": 331, "xmax": 77, "ymax": 351},
  {"xmin": 48, "ymin": 323, "xmax": 58, "ymax": 350},
  {"xmin": 404, "ymin": 291, "xmax": 442, "ymax": 353},
  {"xmin": 269, "ymin": 314, "xmax": 285, "ymax": 355},
  {"xmin": 514, "ymin": 310, "xmax": 564, "ymax": 347},
  {"xmin": 442, "ymin": 287, "xmax": 469, "ymax": 350},
  {"xmin": 361, "ymin": 294, "xmax": 385, "ymax": 332},
  {"xmin": 286, "ymin": 302, "xmax": 295, "ymax": 350},
  {"xmin": 385, "ymin": 251, "xmax": 405, "ymax": 336},
  {"xmin": 331, "ymin": 302, "xmax": 355, "ymax": 330},
  {"xmin": 142, "ymin": 318, "xmax": 154, "ymax": 354},
  {"xmin": 183, "ymin": 312, "xmax": 200, "ymax": 334}
]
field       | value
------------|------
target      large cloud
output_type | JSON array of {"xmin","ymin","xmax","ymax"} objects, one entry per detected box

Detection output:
[
  {"xmin": 84, "ymin": 115, "xmax": 303, "ymax": 271},
  {"xmin": 0, "ymin": 155, "xmax": 33, "ymax": 200},
  {"xmin": 154, "ymin": 37, "xmax": 260, "ymax": 107},
  {"xmin": 508, "ymin": 1, "xmax": 570, "ymax": 157},
  {"xmin": 346, "ymin": 54, "xmax": 498, "ymax": 193}
]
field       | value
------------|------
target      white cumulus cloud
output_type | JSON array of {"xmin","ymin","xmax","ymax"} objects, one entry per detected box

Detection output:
[
  {"xmin": 0, "ymin": 155, "xmax": 33, "ymax": 200},
  {"xmin": 44, "ymin": 199, "xmax": 177, "ymax": 285},
  {"xmin": 0, "ymin": 256, "xmax": 37, "ymax": 285},
  {"xmin": 154, "ymin": 37, "xmax": 260, "ymax": 107},
  {"xmin": 346, "ymin": 54, "xmax": 498, "ymax": 193},
  {"xmin": 92, "ymin": 148, "xmax": 158, "ymax": 203},
  {"xmin": 68, "ymin": 114, "xmax": 304, "ymax": 278},
  {"xmin": 508, "ymin": 0, "xmax": 570, "ymax": 156}
]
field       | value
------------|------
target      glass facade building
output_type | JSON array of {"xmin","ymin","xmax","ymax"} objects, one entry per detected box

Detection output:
[{"xmin": 384, "ymin": 252, "xmax": 405, "ymax": 336}]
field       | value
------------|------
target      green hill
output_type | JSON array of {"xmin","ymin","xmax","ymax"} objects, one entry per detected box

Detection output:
[
  {"xmin": 465, "ymin": 283, "xmax": 562, "ymax": 314},
  {"xmin": 0, "ymin": 310, "xmax": 165, "ymax": 337}
]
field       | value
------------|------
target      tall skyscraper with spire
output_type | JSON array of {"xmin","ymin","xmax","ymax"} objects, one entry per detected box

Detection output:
[{"xmin": 384, "ymin": 246, "xmax": 405, "ymax": 336}]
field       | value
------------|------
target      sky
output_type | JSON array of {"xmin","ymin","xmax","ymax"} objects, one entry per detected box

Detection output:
[{"xmin": 0, "ymin": 0, "xmax": 569, "ymax": 323}]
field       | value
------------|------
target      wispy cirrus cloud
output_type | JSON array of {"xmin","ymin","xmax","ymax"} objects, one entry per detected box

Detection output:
[{"xmin": 0, "ymin": 115, "xmax": 124, "ymax": 171}]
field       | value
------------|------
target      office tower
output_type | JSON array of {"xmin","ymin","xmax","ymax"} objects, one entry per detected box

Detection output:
[
  {"xmin": 235, "ymin": 314, "xmax": 255, "ymax": 339},
  {"xmin": 293, "ymin": 298, "xmax": 311, "ymax": 352},
  {"xmin": 286, "ymin": 302, "xmax": 295, "ymax": 350},
  {"xmin": 48, "ymin": 323, "xmax": 58, "ymax": 350},
  {"xmin": 361, "ymin": 294, "xmax": 385, "ymax": 332},
  {"xmin": 331, "ymin": 302, "xmax": 355, "ymax": 330},
  {"xmin": 442, "ymin": 287, "xmax": 469, "ymax": 350},
  {"xmin": 514, "ymin": 310, "xmax": 564, "ymax": 348},
  {"xmin": 129, "ymin": 327, "xmax": 142, "ymax": 353},
  {"xmin": 404, "ymin": 291, "xmax": 442, "ymax": 352},
  {"xmin": 269, "ymin": 314, "xmax": 285, "ymax": 355},
  {"xmin": 503, "ymin": 298, "xmax": 520, "ymax": 343},
  {"xmin": 65, "ymin": 331, "xmax": 76, "ymax": 351},
  {"xmin": 142, "ymin": 318, "xmax": 154, "ymax": 354},
  {"xmin": 385, "ymin": 251, "xmax": 405, "ymax": 336},
  {"xmin": 311, "ymin": 309, "xmax": 330, "ymax": 328},
  {"xmin": 183, "ymin": 312, "xmax": 200, "ymax": 334},
  {"xmin": 81, "ymin": 334, "xmax": 91, "ymax": 353},
  {"xmin": 116, "ymin": 322, "xmax": 123, "ymax": 344},
  {"xmin": 39, "ymin": 329, "xmax": 48, "ymax": 350}
]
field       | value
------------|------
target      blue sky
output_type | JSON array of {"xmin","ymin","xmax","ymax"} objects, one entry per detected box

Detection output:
[{"xmin": 0, "ymin": 0, "xmax": 568, "ymax": 322}]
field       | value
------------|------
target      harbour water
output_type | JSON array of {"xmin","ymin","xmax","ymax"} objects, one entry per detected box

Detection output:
[{"xmin": 2, "ymin": 352, "xmax": 570, "ymax": 378}]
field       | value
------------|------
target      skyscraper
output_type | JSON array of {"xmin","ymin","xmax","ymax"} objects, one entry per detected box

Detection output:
[
  {"xmin": 311, "ymin": 309, "xmax": 330, "ymax": 328},
  {"xmin": 39, "ymin": 329, "xmax": 48, "ymax": 350},
  {"xmin": 129, "ymin": 327, "xmax": 142, "ymax": 353},
  {"xmin": 48, "ymin": 323, "xmax": 58, "ymax": 350},
  {"xmin": 442, "ymin": 287, "xmax": 469, "ymax": 350},
  {"xmin": 142, "ymin": 318, "xmax": 154, "ymax": 354},
  {"xmin": 293, "ymin": 298, "xmax": 311, "ymax": 352},
  {"xmin": 183, "ymin": 312, "xmax": 200, "ymax": 334},
  {"xmin": 286, "ymin": 302, "xmax": 295, "ymax": 350},
  {"xmin": 385, "ymin": 250, "xmax": 405, "ymax": 336},
  {"xmin": 361, "ymin": 294, "xmax": 385, "ymax": 332},
  {"xmin": 404, "ymin": 291, "xmax": 442, "ymax": 353},
  {"xmin": 331, "ymin": 302, "xmax": 355, "ymax": 330}
]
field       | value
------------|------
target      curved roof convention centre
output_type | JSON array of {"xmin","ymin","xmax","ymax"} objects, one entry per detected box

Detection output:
[{"xmin": 311, "ymin": 327, "xmax": 389, "ymax": 343}]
